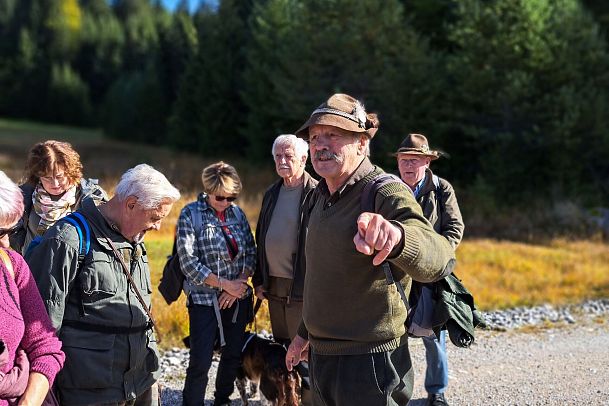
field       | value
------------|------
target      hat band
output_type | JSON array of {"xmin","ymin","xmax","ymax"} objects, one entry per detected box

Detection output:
[{"xmin": 311, "ymin": 107, "xmax": 366, "ymax": 128}]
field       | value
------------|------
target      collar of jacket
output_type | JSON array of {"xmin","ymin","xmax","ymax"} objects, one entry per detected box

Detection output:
[
  {"xmin": 80, "ymin": 198, "xmax": 146, "ymax": 253},
  {"xmin": 418, "ymin": 168, "xmax": 439, "ymax": 196}
]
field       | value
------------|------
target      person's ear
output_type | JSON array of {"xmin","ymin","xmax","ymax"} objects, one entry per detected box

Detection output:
[
  {"xmin": 300, "ymin": 155, "xmax": 307, "ymax": 166},
  {"xmin": 357, "ymin": 136, "xmax": 368, "ymax": 155},
  {"xmin": 125, "ymin": 196, "xmax": 138, "ymax": 211}
]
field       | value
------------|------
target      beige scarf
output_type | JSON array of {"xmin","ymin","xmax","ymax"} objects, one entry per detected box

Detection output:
[{"xmin": 32, "ymin": 183, "xmax": 77, "ymax": 234}]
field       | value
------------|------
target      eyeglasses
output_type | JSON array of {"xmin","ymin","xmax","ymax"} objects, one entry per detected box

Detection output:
[
  {"xmin": 213, "ymin": 195, "xmax": 238, "ymax": 202},
  {"xmin": 40, "ymin": 173, "xmax": 66, "ymax": 182},
  {"xmin": 398, "ymin": 158, "xmax": 426, "ymax": 166},
  {"xmin": 0, "ymin": 224, "xmax": 20, "ymax": 238}
]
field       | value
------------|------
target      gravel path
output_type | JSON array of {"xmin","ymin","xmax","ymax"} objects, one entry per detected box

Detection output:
[{"xmin": 159, "ymin": 300, "xmax": 609, "ymax": 405}]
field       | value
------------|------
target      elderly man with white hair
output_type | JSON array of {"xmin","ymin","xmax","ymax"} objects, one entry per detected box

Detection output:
[
  {"xmin": 27, "ymin": 164, "xmax": 180, "ymax": 406},
  {"xmin": 253, "ymin": 134, "xmax": 317, "ymax": 405}
]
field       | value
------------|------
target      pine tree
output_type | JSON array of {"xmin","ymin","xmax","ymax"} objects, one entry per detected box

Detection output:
[
  {"xmin": 169, "ymin": 0, "xmax": 253, "ymax": 155},
  {"xmin": 75, "ymin": 0, "xmax": 124, "ymax": 107},
  {"xmin": 446, "ymin": 0, "xmax": 609, "ymax": 202}
]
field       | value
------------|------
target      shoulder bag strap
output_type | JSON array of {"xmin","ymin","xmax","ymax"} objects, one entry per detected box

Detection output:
[
  {"xmin": 360, "ymin": 174, "xmax": 410, "ymax": 309},
  {"xmin": 80, "ymin": 215, "xmax": 160, "ymax": 342},
  {"xmin": 188, "ymin": 204, "xmax": 202, "ymax": 235}
]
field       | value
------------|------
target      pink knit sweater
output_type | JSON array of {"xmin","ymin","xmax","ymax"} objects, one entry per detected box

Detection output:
[{"xmin": 0, "ymin": 249, "xmax": 64, "ymax": 404}]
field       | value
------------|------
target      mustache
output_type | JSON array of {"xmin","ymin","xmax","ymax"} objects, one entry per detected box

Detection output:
[{"xmin": 314, "ymin": 150, "xmax": 341, "ymax": 162}]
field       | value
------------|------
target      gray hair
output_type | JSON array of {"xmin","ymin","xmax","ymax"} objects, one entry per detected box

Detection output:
[
  {"xmin": 271, "ymin": 134, "xmax": 309, "ymax": 159},
  {"xmin": 114, "ymin": 164, "xmax": 180, "ymax": 209},
  {"xmin": 0, "ymin": 171, "xmax": 24, "ymax": 225}
]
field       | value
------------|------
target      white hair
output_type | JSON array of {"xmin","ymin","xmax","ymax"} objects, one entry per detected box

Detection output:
[
  {"xmin": 271, "ymin": 134, "xmax": 309, "ymax": 159},
  {"xmin": 0, "ymin": 171, "xmax": 24, "ymax": 225},
  {"xmin": 114, "ymin": 164, "xmax": 180, "ymax": 209}
]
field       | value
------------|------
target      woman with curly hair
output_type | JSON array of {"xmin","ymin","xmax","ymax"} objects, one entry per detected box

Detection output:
[{"xmin": 9, "ymin": 140, "xmax": 107, "ymax": 254}]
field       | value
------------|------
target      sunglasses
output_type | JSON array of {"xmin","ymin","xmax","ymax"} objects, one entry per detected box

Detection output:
[
  {"xmin": 0, "ymin": 224, "xmax": 20, "ymax": 238},
  {"xmin": 213, "ymin": 195, "xmax": 238, "ymax": 202}
]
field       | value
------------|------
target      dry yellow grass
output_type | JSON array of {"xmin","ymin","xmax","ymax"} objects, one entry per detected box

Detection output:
[{"xmin": 457, "ymin": 239, "xmax": 609, "ymax": 310}]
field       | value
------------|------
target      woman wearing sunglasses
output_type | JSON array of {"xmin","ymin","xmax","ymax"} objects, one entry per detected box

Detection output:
[
  {"xmin": 176, "ymin": 161, "xmax": 256, "ymax": 406},
  {"xmin": 9, "ymin": 140, "xmax": 107, "ymax": 254},
  {"xmin": 0, "ymin": 171, "xmax": 65, "ymax": 406}
]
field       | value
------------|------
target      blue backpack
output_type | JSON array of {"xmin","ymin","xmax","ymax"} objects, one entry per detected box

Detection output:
[{"xmin": 26, "ymin": 212, "xmax": 91, "ymax": 267}]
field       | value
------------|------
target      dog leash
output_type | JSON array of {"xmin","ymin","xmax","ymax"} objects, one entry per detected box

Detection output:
[
  {"xmin": 249, "ymin": 298, "xmax": 263, "ymax": 332},
  {"xmin": 241, "ymin": 332, "xmax": 257, "ymax": 353}
]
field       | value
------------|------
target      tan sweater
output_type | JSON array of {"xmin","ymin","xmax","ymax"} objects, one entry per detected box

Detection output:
[{"xmin": 299, "ymin": 158, "xmax": 455, "ymax": 355}]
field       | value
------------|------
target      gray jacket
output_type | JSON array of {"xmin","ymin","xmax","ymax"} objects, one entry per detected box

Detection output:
[{"xmin": 26, "ymin": 198, "xmax": 158, "ymax": 405}]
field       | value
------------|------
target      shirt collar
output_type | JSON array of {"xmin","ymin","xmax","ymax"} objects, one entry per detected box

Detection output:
[
  {"xmin": 413, "ymin": 173, "xmax": 427, "ymax": 198},
  {"xmin": 318, "ymin": 157, "xmax": 375, "ymax": 203}
]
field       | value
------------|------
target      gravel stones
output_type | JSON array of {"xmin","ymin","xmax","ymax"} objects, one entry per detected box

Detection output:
[{"xmin": 158, "ymin": 300, "xmax": 609, "ymax": 405}]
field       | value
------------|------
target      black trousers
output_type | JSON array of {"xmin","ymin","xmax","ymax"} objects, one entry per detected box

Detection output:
[
  {"xmin": 309, "ymin": 344, "xmax": 413, "ymax": 406},
  {"xmin": 182, "ymin": 298, "xmax": 251, "ymax": 406}
]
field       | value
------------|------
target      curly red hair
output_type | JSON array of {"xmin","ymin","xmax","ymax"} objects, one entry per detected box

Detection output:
[{"xmin": 24, "ymin": 140, "xmax": 83, "ymax": 186}]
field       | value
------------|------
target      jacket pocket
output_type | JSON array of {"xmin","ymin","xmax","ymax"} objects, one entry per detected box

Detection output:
[
  {"xmin": 57, "ymin": 331, "xmax": 115, "ymax": 389},
  {"xmin": 80, "ymin": 252, "xmax": 119, "ymax": 303},
  {"xmin": 138, "ymin": 255, "xmax": 152, "ymax": 296}
]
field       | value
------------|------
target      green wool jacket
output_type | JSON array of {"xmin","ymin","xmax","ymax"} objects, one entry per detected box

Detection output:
[
  {"xmin": 26, "ymin": 198, "xmax": 158, "ymax": 405},
  {"xmin": 298, "ymin": 158, "xmax": 455, "ymax": 355}
]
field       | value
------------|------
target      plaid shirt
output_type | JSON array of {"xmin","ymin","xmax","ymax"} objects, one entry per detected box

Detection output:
[{"xmin": 177, "ymin": 193, "xmax": 256, "ymax": 306}]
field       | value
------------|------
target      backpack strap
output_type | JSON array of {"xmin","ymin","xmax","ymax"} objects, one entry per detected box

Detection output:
[
  {"xmin": 360, "ymin": 173, "xmax": 404, "ymax": 213},
  {"xmin": 432, "ymin": 174, "xmax": 444, "ymax": 216},
  {"xmin": 230, "ymin": 205, "xmax": 246, "ymax": 225},
  {"xmin": 188, "ymin": 204, "xmax": 202, "ymax": 235},
  {"xmin": 62, "ymin": 212, "xmax": 92, "ymax": 316},
  {"xmin": 62, "ymin": 213, "xmax": 91, "ymax": 265},
  {"xmin": 360, "ymin": 173, "xmax": 410, "ymax": 308}
]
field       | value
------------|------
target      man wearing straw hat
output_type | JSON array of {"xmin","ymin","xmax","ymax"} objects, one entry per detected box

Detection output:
[
  {"xmin": 285, "ymin": 93, "xmax": 456, "ymax": 405},
  {"xmin": 394, "ymin": 133, "xmax": 464, "ymax": 406}
]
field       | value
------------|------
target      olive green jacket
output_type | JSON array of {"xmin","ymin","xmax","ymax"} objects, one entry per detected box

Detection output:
[
  {"xmin": 416, "ymin": 169, "xmax": 464, "ymax": 249},
  {"xmin": 26, "ymin": 198, "xmax": 158, "ymax": 406}
]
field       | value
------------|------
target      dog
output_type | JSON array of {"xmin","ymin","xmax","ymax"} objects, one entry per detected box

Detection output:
[{"xmin": 236, "ymin": 333, "xmax": 301, "ymax": 406}]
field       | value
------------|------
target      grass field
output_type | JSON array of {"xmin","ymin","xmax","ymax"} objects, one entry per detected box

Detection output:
[
  {"xmin": 1, "ymin": 118, "xmax": 608, "ymax": 348},
  {"xmin": 145, "ymin": 235, "xmax": 609, "ymax": 348}
]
